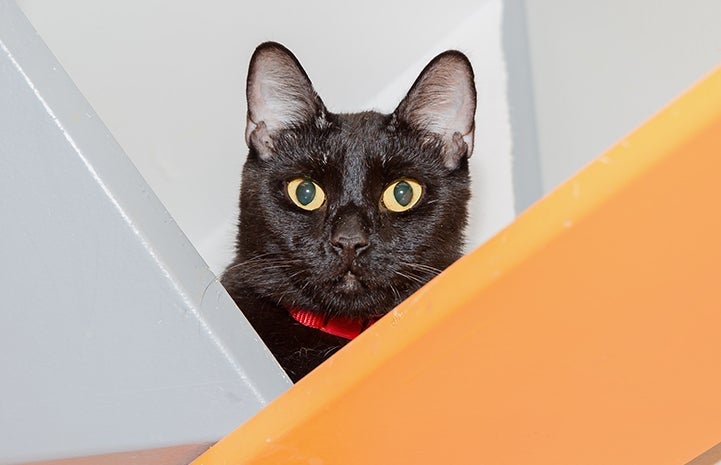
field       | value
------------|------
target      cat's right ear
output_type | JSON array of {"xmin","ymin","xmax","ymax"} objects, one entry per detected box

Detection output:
[{"xmin": 245, "ymin": 42, "xmax": 326, "ymax": 159}]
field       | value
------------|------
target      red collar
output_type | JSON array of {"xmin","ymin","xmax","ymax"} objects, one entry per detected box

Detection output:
[{"xmin": 288, "ymin": 307, "xmax": 379, "ymax": 340}]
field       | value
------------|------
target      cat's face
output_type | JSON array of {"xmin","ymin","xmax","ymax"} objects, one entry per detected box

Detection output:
[{"xmin": 229, "ymin": 42, "xmax": 476, "ymax": 319}]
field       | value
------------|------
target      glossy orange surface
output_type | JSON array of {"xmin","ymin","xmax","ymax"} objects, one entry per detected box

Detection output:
[{"xmin": 193, "ymin": 65, "xmax": 721, "ymax": 465}]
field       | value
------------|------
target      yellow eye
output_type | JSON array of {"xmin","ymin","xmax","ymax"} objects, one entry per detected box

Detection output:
[
  {"xmin": 287, "ymin": 178, "xmax": 326, "ymax": 211},
  {"xmin": 381, "ymin": 178, "xmax": 423, "ymax": 212}
]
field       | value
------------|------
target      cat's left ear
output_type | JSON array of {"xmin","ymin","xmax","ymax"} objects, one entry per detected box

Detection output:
[{"xmin": 393, "ymin": 51, "xmax": 476, "ymax": 169}]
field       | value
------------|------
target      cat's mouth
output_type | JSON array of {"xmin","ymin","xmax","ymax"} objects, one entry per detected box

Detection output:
[
  {"xmin": 314, "ymin": 264, "xmax": 399, "ymax": 318},
  {"xmin": 328, "ymin": 258, "xmax": 367, "ymax": 294},
  {"xmin": 336, "ymin": 270, "xmax": 363, "ymax": 294}
]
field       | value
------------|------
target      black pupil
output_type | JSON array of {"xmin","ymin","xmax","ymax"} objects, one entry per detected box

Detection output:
[
  {"xmin": 296, "ymin": 180, "xmax": 316, "ymax": 206},
  {"xmin": 394, "ymin": 181, "xmax": 413, "ymax": 207}
]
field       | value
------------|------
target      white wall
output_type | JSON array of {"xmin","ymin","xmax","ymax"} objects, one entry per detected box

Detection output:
[
  {"xmin": 525, "ymin": 0, "xmax": 721, "ymax": 193},
  {"xmin": 17, "ymin": 0, "xmax": 516, "ymax": 274}
]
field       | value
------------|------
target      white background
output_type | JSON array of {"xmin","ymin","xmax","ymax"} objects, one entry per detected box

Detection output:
[{"xmin": 18, "ymin": 0, "xmax": 516, "ymax": 273}]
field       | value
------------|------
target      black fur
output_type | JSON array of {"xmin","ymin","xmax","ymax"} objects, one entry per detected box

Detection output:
[{"xmin": 222, "ymin": 43, "xmax": 475, "ymax": 381}]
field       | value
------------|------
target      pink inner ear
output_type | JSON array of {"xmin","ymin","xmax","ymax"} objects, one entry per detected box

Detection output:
[
  {"xmin": 395, "ymin": 52, "xmax": 477, "ymax": 165},
  {"xmin": 248, "ymin": 73, "xmax": 304, "ymax": 131},
  {"xmin": 413, "ymin": 65, "xmax": 475, "ymax": 140},
  {"xmin": 245, "ymin": 45, "xmax": 320, "ymax": 142}
]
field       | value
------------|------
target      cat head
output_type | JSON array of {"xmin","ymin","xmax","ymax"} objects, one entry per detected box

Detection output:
[{"xmin": 229, "ymin": 42, "xmax": 476, "ymax": 319}]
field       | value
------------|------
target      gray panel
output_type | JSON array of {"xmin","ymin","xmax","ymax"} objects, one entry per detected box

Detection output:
[
  {"xmin": 0, "ymin": 1, "xmax": 290, "ymax": 463},
  {"xmin": 502, "ymin": 0, "xmax": 543, "ymax": 213},
  {"xmin": 525, "ymin": 0, "xmax": 721, "ymax": 193}
]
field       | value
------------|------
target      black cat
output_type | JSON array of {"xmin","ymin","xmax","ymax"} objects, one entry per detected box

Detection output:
[{"xmin": 222, "ymin": 42, "xmax": 476, "ymax": 382}]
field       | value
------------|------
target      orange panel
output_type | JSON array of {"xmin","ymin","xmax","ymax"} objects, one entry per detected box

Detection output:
[{"xmin": 192, "ymin": 65, "xmax": 721, "ymax": 465}]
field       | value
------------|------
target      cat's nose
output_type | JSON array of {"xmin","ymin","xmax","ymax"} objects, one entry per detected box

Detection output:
[
  {"xmin": 330, "ymin": 215, "xmax": 369, "ymax": 255},
  {"xmin": 331, "ymin": 231, "xmax": 369, "ymax": 253}
]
